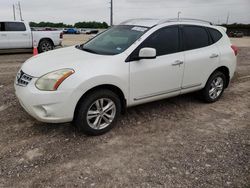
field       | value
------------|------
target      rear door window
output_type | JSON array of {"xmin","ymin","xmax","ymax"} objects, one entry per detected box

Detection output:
[
  {"xmin": 208, "ymin": 28, "xmax": 223, "ymax": 43},
  {"xmin": 183, "ymin": 26, "xmax": 210, "ymax": 51},
  {"xmin": 4, "ymin": 22, "xmax": 26, "ymax": 31}
]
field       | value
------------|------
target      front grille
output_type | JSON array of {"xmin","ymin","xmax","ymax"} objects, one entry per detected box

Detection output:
[{"xmin": 16, "ymin": 70, "xmax": 33, "ymax": 87}]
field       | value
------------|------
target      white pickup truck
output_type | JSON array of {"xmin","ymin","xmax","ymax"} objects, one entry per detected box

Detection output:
[{"xmin": 0, "ymin": 21, "xmax": 63, "ymax": 53}]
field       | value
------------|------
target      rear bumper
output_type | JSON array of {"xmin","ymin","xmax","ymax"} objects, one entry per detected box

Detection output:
[{"xmin": 56, "ymin": 39, "xmax": 63, "ymax": 47}]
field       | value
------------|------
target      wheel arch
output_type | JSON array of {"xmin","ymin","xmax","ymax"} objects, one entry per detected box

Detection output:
[
  {"xmin": 38, "ymin": 38, "xmax": 54, "ymax": 47},
  {"xmin": 209, "ymin": 66, "xmax": 230, "ymax": 88},
  {"xmin": 73, "ymin": 84, "xmax": 127, "ymax": 121}
]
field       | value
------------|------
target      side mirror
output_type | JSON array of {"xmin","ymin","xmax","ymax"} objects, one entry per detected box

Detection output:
[{"xmin": 138, "ymin": 48, "xmax": 157, "ymax": 59}]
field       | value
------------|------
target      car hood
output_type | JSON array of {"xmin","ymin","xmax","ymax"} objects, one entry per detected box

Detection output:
[{"xmin": 21, "ymin": 46, "xmax": 114, "ymax": 77}]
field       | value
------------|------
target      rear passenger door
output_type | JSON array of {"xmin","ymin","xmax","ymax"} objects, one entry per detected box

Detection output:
[
  {"xmin": 181, "ymin": 25, "xmax": 220, "ymax": 92},
  {"xmin": 4, "ymin": 22, "xmax": 31, "ymax": 49},
  {"xmin": 0, "ymin": 22, "xmax": 9, "ymax": 49}
]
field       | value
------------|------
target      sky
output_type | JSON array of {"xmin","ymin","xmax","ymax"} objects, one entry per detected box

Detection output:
[{"xmin": 0, "ymin": 0, "xmax": 250, "ymax": 25}]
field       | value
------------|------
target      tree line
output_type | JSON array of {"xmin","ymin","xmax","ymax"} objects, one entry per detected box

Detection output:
[
  {"xmin": 29, "ymin": 21, "xmax": 109, "ymax": 29},
  {"xmin": 221, "ymin": 23, "xmax": 250, "ymax": 29}
]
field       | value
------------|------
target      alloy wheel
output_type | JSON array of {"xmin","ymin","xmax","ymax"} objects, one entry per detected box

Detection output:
[
  {"xmin": 86, "ymin": 98, "xmax": 116, "ymax": 130},
  {"xmin": 209, "ymin": 76, "xmax": 224, "ymax": 100},
  {"xmin": 41, "ymin": 42, "xmax": 52, "ymax": 52}
]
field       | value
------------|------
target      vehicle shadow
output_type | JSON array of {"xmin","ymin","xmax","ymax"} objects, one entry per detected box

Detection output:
[{"xmin": 30, "ymin": 91, "xmax": 202, "ymax": 137}]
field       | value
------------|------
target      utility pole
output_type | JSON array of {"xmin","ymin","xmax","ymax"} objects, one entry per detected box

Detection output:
[
  {"xmin": 226, "ymin": 12, "xmax": 230, "ymax": 25},
  {"xmin": 178, "ymin": 11, "xmax": 181, "ymax": 21},
  {"xmin": 13, "ymin": 4, "xmax": 16, "ymax": 20},
  {"xmin": 18, "ymin": 1, "xmax": 23, "ymax": 21},
  {"xmin": 110, "ymin": 0, "xmax": 113, "ymax": 26}
]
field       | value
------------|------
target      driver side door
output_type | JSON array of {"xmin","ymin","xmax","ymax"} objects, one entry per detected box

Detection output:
[{"xmin": 128, "ymin": 26, "xmax": 185, "ymax": 105}]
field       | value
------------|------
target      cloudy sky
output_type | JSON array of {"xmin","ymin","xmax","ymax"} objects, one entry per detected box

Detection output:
[{"xmin": 1, "ymin": 0, "xmax": 250, "ymax": 25}]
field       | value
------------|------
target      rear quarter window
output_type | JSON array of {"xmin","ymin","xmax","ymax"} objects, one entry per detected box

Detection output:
[
  {"xmin": 183, "ymin": 26, "xmax": 210, "ymax": 51},
  {"xmin": 4, "ymin": 22, "xmax": 26, "ymax": 31},
  {"xmin": 208, "ymin": 28, "xmax": 223, "ymax": 43}
]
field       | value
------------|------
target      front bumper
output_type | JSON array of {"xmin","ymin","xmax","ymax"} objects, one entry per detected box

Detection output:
[{"xmin": 14, "ymin": 78, "xmax": 75, "ymax": 123}]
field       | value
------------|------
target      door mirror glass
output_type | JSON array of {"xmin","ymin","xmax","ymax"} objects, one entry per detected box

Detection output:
[{"xmin": 139, "ymin": 47, "xmax": 156, "ymax": 59}]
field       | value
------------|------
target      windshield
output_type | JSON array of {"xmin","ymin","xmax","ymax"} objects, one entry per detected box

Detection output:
[{"xmin": 79, "ymin": 25, "xmax": 149, "ymax": 55}]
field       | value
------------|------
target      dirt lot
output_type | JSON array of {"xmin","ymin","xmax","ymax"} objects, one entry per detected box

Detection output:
[
  {"xmin": 0, "ymin": 36, "xmax": 249, "ymax": 188},
  {"xmin": 62, "ymin": 34, "xmax": 93, "ymax": 47}
]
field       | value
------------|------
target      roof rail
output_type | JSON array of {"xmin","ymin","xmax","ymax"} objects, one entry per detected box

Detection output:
[{"xmin": 158, "ymin": 18, "xmax": 213, "ymax": 25}]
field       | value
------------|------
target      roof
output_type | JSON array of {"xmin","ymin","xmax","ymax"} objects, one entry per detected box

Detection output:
[
  {"xmin": 0, "ymin": 20, "xmax": 25, "ymax": 23},
  {"xmin": 120, "ymin": 18, "xmax": 213, "ymax": 27}
]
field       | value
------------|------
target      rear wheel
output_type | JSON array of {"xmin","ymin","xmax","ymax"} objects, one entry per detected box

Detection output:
[
  {"xmin": 74, "ymin": 90, "xmax": 121, "ymax": 135},
  {"xmin": 38, "ymin": 39, "xmax": 54, "ymax": 53},
  {"xmin": 202, "ymin": 71, "xmax": 226, "ymax": 103}
]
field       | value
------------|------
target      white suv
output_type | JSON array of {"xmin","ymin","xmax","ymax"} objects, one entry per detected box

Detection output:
[{"xmin": 15, "ymin": 18, "xmax": 237, "ymax": 135}]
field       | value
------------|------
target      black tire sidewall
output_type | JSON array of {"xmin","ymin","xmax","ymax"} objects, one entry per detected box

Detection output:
[
  {"xmin": 203, "ymin": 71, "xmax": 226, "ymax": 103},
  {"xmin": 75, "ymin": 90, "xmax": 121, "ymax": 136}
]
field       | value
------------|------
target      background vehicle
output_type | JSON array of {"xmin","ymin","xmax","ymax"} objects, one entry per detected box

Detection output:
[
  {"xmin": 15, "ymin": 18, "xmax": 237, "ymax": 135},
  {"xmin": 63, "ymin": 28, "xmax": 80, "ymax": 34},
  {"xmin": 0, "ymin": 21, "xmax": 63, "ymax": 53},
  {"xmin": 43, "ymin": 27, "xmax": 58, "ymax": 31},
  {"xmin": 228, "ymin": 31, "xmax": 244, "ymax": 38},
  {"xmin": 85, "ymin": 29, "xmax": 99, "ymax": 35},
  {"xmin": 80, "ymin": 29, "xmax": 87, "ymax": 34}
]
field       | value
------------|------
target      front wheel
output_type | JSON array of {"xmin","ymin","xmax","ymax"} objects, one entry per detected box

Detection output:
[
  {"xmin": 202, "ymin": 71, "xmax": 226, "ymax": 103},
  {"xmin": 74, "ymin": 90, "xmax": 121, "ymax": 135}
]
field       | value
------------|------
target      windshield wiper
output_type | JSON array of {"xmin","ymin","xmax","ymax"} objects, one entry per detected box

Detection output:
[
  {"xmin": 75, "ymin": 44, "xmax": 97, "ymax": 54},
  {"xmin": 82, "ymin": 48, "xmax": 97, "ymax": 54}
]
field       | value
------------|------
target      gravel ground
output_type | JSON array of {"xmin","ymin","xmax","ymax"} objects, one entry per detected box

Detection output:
[{"xmin": 0, "ymin": 36, "xmax": 249, "ymax": 188}]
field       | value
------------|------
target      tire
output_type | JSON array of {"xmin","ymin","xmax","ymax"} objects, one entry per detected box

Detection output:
[
  {"xmin": 201, "ymin": 71, "xmax": 226, "ymax": 103},
  {"xmin": 38, "ymin": 39, "xmax": 54, "ymax": 53},
  {"xmin": 74, "ymin": 89, "xmax": 121, "ymax": 136}
]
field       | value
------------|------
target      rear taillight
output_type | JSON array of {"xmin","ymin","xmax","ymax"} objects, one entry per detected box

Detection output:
[
  {"xmin": 231, "ymin": 45, "xmax": 238, "ymax": 56},
  {"xmin": 60, "ymin": 32, "xmax": 63, "ymax": 39}
]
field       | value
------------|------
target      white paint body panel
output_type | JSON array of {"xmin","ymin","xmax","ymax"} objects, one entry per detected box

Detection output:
[
  {"xmin": 15, "ymin": 19, "xmax": 237, "ymax": 123},
  {"xmin": 8, "ymin": 29, "xmax": 31, "ymax": 48},
  {"xmin": 130, "ymin": 52, "xmax": 184, "ymax": 106},
  {"xmin": 0, "ymin": 32, "xmax": 9, "ymax": 48}
]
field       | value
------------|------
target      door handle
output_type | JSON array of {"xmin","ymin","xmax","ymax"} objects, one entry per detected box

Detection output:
[
  {"xmin": 22, "ymin": 34, "xmax": 28, "ymax": 36},
  {"xmin": 172, "ymin": 60, "xmax": 184, "ymax": 66},
  {"xmin": 1, "ymin": 34, "xmax": 7, "ymax": 37},
  {"xmin": 210, "ymin": 54, "xmax": 219, "ymax": 58}
]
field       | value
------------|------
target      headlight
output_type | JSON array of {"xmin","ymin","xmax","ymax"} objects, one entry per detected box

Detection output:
[{"xmin": 35, "ymin": 69, "xmax": 75, "ymax": 91}]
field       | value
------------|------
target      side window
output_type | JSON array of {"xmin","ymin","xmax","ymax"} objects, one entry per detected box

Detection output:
[
  {"xmin": 183, "ymin": 26, "xmax": 210, "ymax": 51},
  {"xmin": 128, "ymin": 26, "xmax": 180, "ymax": 60},
  {"xmin": 208, "ymin": 28, "xmax": 223, "ymax": 43},
  {"xmin": 0, "ymin": 22, "xmax": 3, "ymax": 31},
  {"xmin": 4, "ymin": 22, "xmax": 26, "ymax": 31},
  {"xmin": 140, "ymin": 27, "xmax": 179, "ymax": 56}
]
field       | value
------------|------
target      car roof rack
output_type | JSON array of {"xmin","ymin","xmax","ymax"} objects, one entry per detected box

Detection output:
[{"xmin": 158, "ymin": 18, "xmax": 214, "ymax": 25}]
